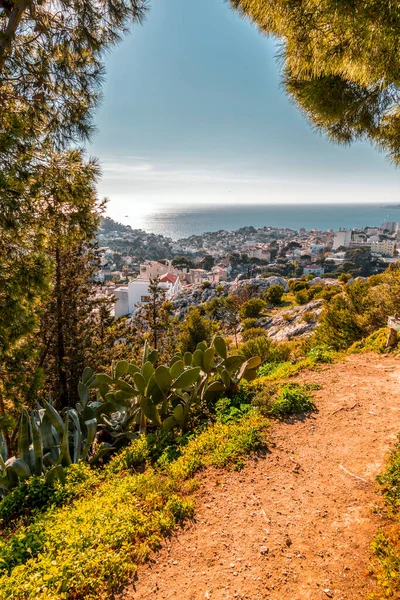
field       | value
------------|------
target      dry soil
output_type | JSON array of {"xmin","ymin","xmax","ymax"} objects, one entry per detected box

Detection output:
[{"xmin": 123, "ymin": 353, "xmax": 400, "ymax": 600}]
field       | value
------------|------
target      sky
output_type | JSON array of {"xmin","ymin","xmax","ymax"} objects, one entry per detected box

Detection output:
[{"xmin": 89, "ymin": 0, "xmax": 399, "ymax": 220}]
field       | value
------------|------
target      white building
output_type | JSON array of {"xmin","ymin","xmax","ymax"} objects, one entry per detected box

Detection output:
[
  {"xmin": 303, "ymin": 266, "xmax": 325, "ymax": 276},
  {"xmin": 309, "ymin": 243, "xmax": 325, "ymax": 255},
  {"xmin": 187, "ymin": 269, "xmax": 209, "ymax": 285},
  {"xmin": 139, "ymin": 261, "xmax": 170, "ymax": 280},
  {"xmin": 332, "ymin": 229, "xmax": 352, "ymax": 250},
  {"xmin": 114, "ymin": 275, "xmax": 180, "ymax": 318},
  {"xmin": 370, "ymin": 240, "xmax": 396, "ymax": 257},
  {"xmin": 247, "ymin": 247, "xmax": 271, "ymax": 261},
  {"xmin": 211, "ymin": 266, "xmax": 228, "ymax": 283},
  {"xmin": 380, "ymin": 222, "xmax": 398, "ymax": 234}
]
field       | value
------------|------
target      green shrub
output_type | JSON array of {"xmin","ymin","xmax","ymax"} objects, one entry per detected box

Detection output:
[
  {"xmin": 242, "ymin": 317, "xmax": 258, "ymax": 330},
  {"xmin": 317, "ymin": 285, "xmax": 341, "ymax": 302},
  {"xmin": 0, "ymin": 463, "xmax": 97, "ymax": 528},
  {"xmin": 289, "ymin": 280, "xmax": 309, "ymax": 292},
  {"xmin": 257, "ymin": 362, "xmax": 281, "ymax": 377},
  {"xmin": 251, "ymin": 383, "xmax": 278, "ymax": 414},
  {"xmin": 295, "ymin": 289, "xmax": 314, "ymax": 305},
  {"xmin": 106, "ymin": 435, "xmax": 150, "ymax": 474},
  {"xmin": 348, "ymin": 328, "xmax": 389, "ymax": 355},
  {"xmin": 282, "ymin": 312, "xmax": 293, "ymax": 322},
  {"xmin": 369, "ymin": 437, "xmax": 400, "ymax": 599},
  {"xmin": 249, "ymin": 357, "xmax": 316, "ymax": 386},
  {"xmin": 241, "ymin": 327, "xmax": 268, "ymax": 342},
  {"xmin": 215, "ymin": 395, "xmax": 252, "ymax": 423},
  {"xmin": 315, "ymin": 266, "xmax": 400, "ymax": 350},
  {"xmin": 239, "ymin": 336, "xmax": 291, "ymax": 364},
  {"xmin": 240, "ymin": 298, "xmax": 266, "ymax": 319},
  {"xmin": 265, "ymin": 284, "xmax": 284, "ymax": 305},
  {"xmin": 302, "ymin": 310, "xmax": 315, "ymax": 323},
  {"xmin": 179, "ymin": 308, "xmax": 214, "ymax": 352},
  {"xmin": 307, "ymin": 345, "xmax": 335, "ymax": 363},
  {"xmin": 267, "ymin": 383, "xmax": 316, "ymax": 417},
  {"xmin": 376, "ymin": 437, "xmax": 400, "ymax": 511}
]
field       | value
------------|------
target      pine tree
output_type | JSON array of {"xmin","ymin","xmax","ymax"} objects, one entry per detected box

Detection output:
[
  {"xmin": 230, "ymin": 0, "xmax": 400, "ymax": 163},
  {"xmin": 37, "ymin": 152, "xmax": 105, "ymax": 408},
  {"xmin": 0, "ymin": 0, "xmax": 147, "ymax": 152},
  {"xmin": 179, "ymin": 308, "xmax": 213, "ymax": 353},
  {"xmin": 0, "ymin": 0, "xmax": 148, "ymax": 380},
  {"xmin": 136, "ymin": 278, "xmax": 177, "ymax": 358},
  {"xmin": 223, "ymin": 296, "xmax": 241, "ymax": 349}
]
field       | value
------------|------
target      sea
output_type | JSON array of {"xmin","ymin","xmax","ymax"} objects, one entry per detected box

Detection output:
[{"xmin": 127, "ymin": 203, "xmax": 400, "ymax": 241}]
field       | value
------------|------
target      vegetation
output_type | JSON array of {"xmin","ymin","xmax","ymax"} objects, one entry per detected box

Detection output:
[
  {"xmin": 240, "ymin": 298, "xmax": 266, "ymax": 319},
  {"xmin": 0, "ymin": 412, "xmax": 268, "ymax": 599},
  {"xmin": 3, "ymin": 0, "xmax": 400, "ymax": 595},
  {"xmin": 179, "ymin": 308, "xmax": 214, "ymax": 353},
  {"xmin": 348, "ymin": 328, "xmax": 389, "ymax": 355},
  {"xmin": 0, "ymin": 337, "xmax": 261, "ymax": 496},
  {"xmin": 266, "ymin": 383, "xmax": 316, "ymax": 418},
  {"xmin": 265, "ymin": 284, "xmax": 285, "ymax": 306},
  {"xmin": 370, "ymin": 438, "xmax": 400, "ymax": 599},
  {"xmin": 230, "ymin": 0, "xmax": 400, "ymax": 164},
  {"xmin": 239, "ymin": 336, "xmax": 291, "ymax": 364},
  {"xmin": 314, "ymin": 266, "xmax": 400, "ymax": 350}
]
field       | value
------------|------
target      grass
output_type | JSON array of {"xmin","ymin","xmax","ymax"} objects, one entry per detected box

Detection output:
[
  {"xmin": 249, "ymin": 357, "xmax": 315, "ymax": 388},
  {"xmin": 369, "ymin": 437, "xmax": 400, "ymax": 599},
  {"xmin": 267, "ymin": 383, "xmax": 316, "ymax": 417},
  {"xmin": 0, "ymin": 411, "xmax": 269, "ymax": 600}
]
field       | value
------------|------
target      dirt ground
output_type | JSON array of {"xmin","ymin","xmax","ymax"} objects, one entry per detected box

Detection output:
[{"xmin": 123, "ymin": 353, "xmax": 400, "ymax": 600}]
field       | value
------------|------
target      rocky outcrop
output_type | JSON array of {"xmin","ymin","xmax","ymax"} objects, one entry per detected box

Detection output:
[
  {"xmin": 170, "ymin": 276, "xmax": 289, "ymax": 316},
  {"xmin": 308, "ymin": 277, "xmax": 340, "ymax": 287},
  {"xmin": 255, "ymin": 299, "xmax": 324, "ymax": 342}
]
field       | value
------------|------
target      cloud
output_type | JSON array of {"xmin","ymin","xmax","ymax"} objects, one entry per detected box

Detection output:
[{"xmin": 100, "ymin": 157, "xmax": 289, "ymax": 186}]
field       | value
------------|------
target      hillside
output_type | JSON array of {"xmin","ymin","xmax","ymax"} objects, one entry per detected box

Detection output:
[{"xmin": 122, "ymin": 353, "xmax": 400, "ymax": 600}]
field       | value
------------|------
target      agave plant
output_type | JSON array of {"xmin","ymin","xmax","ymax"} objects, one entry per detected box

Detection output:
[{"xmin": 0, "ymin": 396, "xmax": 110, "ymax": 498}]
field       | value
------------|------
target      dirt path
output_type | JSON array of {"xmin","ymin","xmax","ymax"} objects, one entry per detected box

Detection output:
[{"xmin": 123, "ymin": 354, "xmax": 400, "ymax": 600}]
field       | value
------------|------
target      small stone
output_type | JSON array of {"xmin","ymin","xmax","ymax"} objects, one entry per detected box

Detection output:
[
  {"xmin": 323, "ymin": 590, "xmax": 333, "ymax": 598},
  {"xmin": 260, "ymin": 546, "xmax": 269, "ymax": 555}
]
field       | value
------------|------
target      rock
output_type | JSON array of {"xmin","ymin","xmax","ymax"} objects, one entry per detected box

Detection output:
[
  {"xmin": 264, "ymin": 299, "xmax": 324, "ymax": 342},
  {"xmin": 260, "ymin": 546, "xmax": 269, "ymax": 555}
]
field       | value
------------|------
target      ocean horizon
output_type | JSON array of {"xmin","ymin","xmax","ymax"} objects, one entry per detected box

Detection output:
[{"xmin": 114, "ymin": 202, "xmax": 400, "ymax": 241}]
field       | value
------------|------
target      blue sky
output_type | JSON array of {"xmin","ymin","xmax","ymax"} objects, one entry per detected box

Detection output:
[{"xmin": 90, "ymin": 0, "xmax": 399, "ymax": 220}]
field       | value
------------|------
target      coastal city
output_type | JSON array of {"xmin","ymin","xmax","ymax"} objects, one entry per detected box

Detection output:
[{"xmin": 95, "ymin": 216, "xmax": 400, "ymax": 318}]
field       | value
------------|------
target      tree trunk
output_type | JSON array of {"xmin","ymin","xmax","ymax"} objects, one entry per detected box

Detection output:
[
  {"xmin": 0, "ymin": 388, "xmax": 11, "ymax": 457},
  {"xmin": 0, "ymin": 0, "xmax": 28, "ymax": 71},
  {"xmin": 55, "ymin": 246, "xmax": 68, "ymax": 408}
]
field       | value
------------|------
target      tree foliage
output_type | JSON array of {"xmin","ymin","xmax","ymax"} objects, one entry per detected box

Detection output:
[
  {"xmin": 179, "ymin": 308, "xmax": 214, "ymax": 353},
  {"xmin": 315, "ymin": 265, "xmax": 400, "ymax": 349},
  {"xmin": 230, "ymin": 0, "xmax": 400, "ymax": 163}
]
